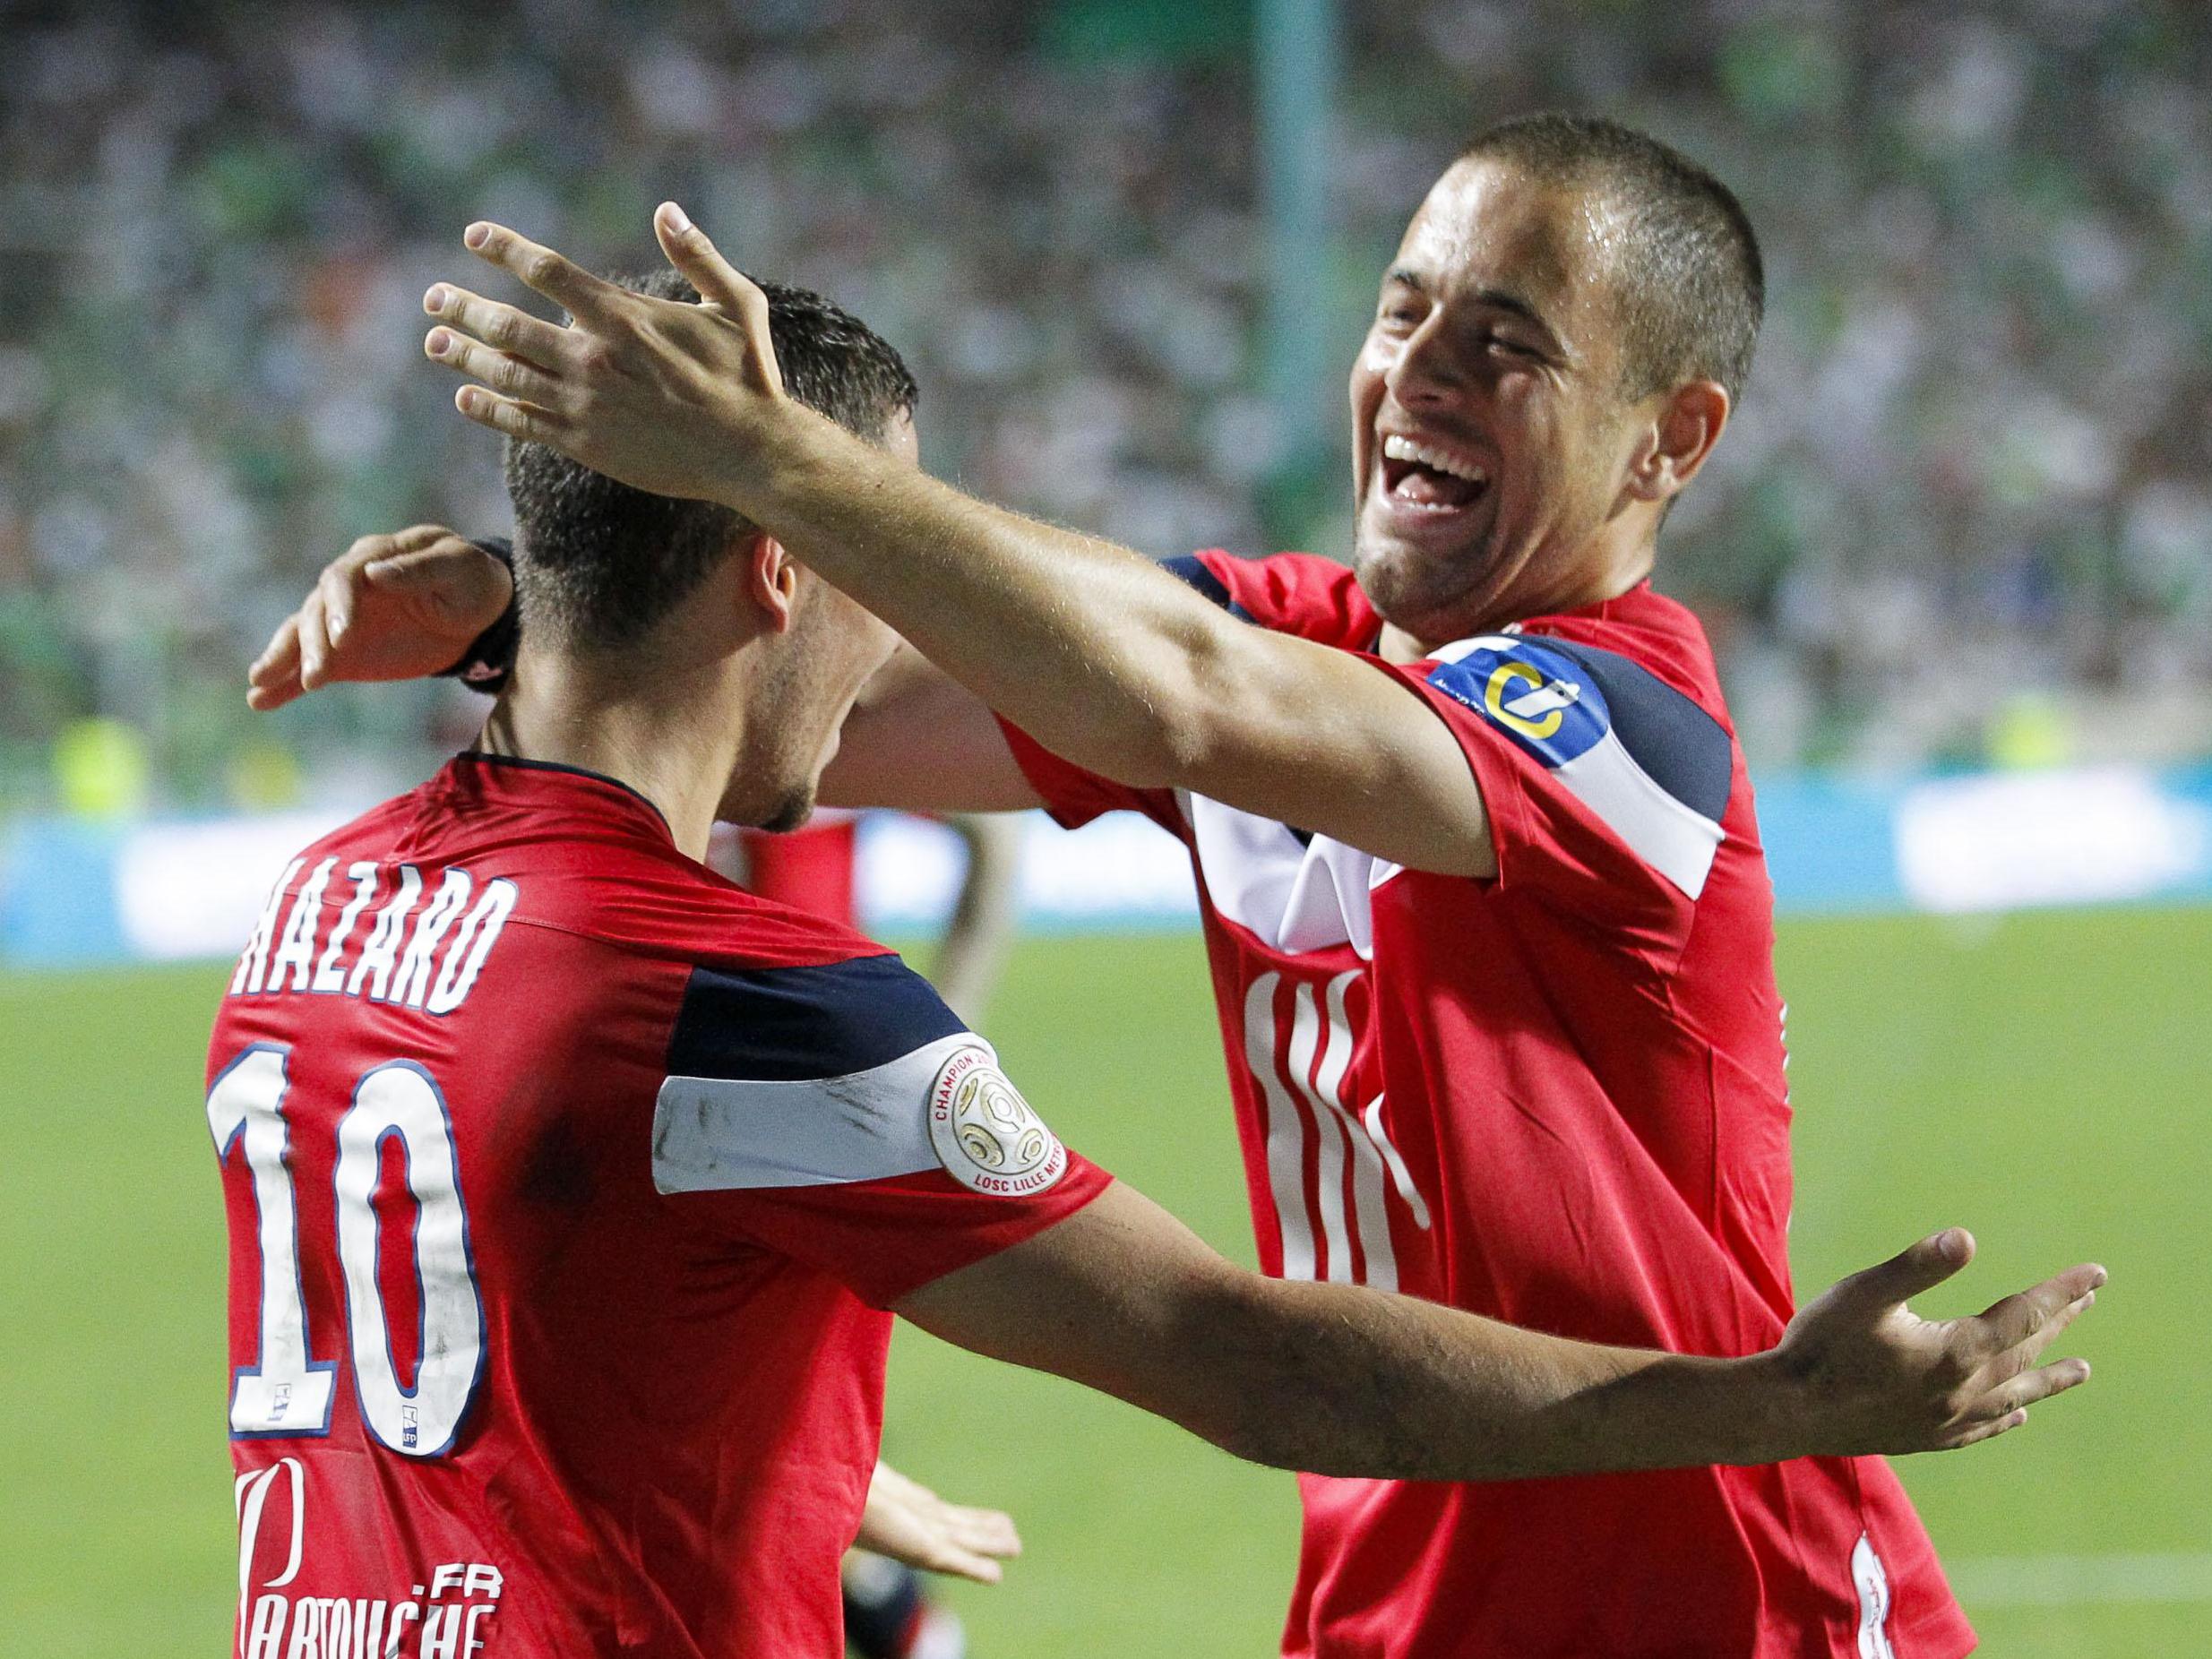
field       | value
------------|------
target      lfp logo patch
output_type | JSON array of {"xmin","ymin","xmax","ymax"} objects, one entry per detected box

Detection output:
[
  {"xmin": 1426, "ymin": 636, "xmax": 1611, "ymax": 769},
  {"xmin": 928, "ymin": 1044, "xmax": 1068, "ymax": 1197}
]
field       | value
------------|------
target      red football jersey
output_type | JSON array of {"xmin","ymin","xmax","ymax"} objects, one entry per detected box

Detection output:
[
  {"xmin": 1003, "ymin": 552, "xmax": 1973, "ymax": 1659},
  {"xmin": 206, "ymin": 754, "xmax": 1107, "ymax": 1658}
]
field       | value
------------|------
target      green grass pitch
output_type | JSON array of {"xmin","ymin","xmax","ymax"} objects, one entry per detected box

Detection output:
[{"xmin": 3, "ymin": 908, "xmax": 2203, "ymax": 1655}]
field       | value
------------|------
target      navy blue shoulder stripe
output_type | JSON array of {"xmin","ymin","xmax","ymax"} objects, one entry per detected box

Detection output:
[
  {"xmin": 667, "ymin": 954, "xmax": 968, "ymax": 1083},
  {"xmin": 1162, "ymin": 554, "xmax": 1253, "ymax": 621},
  {"xmin": 1532, "ymin": 637, "xmax": 1734, "ymax": 823}
]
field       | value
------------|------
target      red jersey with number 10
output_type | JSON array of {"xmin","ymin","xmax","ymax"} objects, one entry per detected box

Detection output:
[
  {"xmin": 205, "ymin": 754, "xmax": 1106, "ymax": 1657},
  {"xmin": 1002, "ymin": 552, "xmax": 1973, "ymax": 1659}
]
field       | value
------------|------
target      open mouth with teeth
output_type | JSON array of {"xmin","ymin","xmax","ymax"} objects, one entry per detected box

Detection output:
[{"xmin": 1379, "ymin": 434, "xmax": 1490, "ymax": 512}]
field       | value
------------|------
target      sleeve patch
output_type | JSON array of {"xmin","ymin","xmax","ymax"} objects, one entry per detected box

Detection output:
[
  {"xmin": 665, "ymin": 956, "xmax": 967, "ymax": 1083},
  {"xmin": 1425, "ymin": 633, "xmax": 1734, "ymax": 898},
  {"xmin": 927, "ymin": 1045, "xmax": 1068, "ymax": 1197},
  {"xmin": 1426, "ymin": 635, "xmax": 1616, "ymax": 769}
]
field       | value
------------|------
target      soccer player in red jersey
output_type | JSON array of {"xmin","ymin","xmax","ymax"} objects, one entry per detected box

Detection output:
[{"xmin": 255, "ymin": 125, "xmax": 2104, "ymax": 1654}]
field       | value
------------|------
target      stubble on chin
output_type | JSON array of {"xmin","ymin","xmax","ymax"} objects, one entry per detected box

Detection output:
[
  {"xmin": 1354, "ymin": 530, "xmax": 1458, "ymax": 635},
  {"xmin": 757, "ymin": 786, "xmax": 818, "ymax": 835}
]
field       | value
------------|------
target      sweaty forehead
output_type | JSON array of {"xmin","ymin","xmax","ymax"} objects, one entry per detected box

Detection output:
[{"xmin": 1393, "ymin": 159, "xmax": 1625, "ymax": 342}]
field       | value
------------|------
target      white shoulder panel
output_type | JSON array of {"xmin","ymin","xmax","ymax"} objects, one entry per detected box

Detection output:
[
  {"xmin": 651, "ymin": 1031, "xmax": 989, "ymax": 1193},
  {"xmin": 1182, "ymin": 791, "xmax": 1399, "ymax": 960}
]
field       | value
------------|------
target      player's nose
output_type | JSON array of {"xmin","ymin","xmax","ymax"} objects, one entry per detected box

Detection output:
[{"xmin": 1384, "ymin": 315, "xmax": 1472, "ymax": 409}]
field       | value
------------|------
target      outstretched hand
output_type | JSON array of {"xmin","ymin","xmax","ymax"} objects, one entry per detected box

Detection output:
[
  {"xmin": 248, "ymin": 527, "xmax": 513, "ymax": 710},
  {"xmin": 1778, "ymin": 1228, "xmax": 2102, "ymax": 1457},
  {"xmin": 855, "ymin": 1461, "xmax": 1021, "ymax": 1586},
  {"xmin": 421, "ymin": 205, "xmax": 793, "ymax": 504}
]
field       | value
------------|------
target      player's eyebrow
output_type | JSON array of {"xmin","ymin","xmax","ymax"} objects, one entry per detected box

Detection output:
[{"xmin": 1383, "ymin": 266, "xmax": 1566, "ymax": 352}]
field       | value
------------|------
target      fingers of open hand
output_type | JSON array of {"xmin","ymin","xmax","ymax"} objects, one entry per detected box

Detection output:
[
  {"xmin": 425, "ymin": 325, "xmax": 564, "ymax": 408},
  {"xmin": 1934, "ymin": 1357, "xmax": 2093, "ymax": 1448},
  {"xmin": 296, "ymin": 584, "xmax": 335, "ymax": 690},
  {"xmin": 463, "ymin": 222, "xmax": 622, "ymax": 321},
  {"xmin": 946, "ymin": 1504, "xmax": 1020, "ymax": 1560},
  {"xmin": 451, "ymin": 384, "xmax": 563, "ymax": 445},
  {"xmin": 315, "ymin": 556, "xmax": 371, "ymax": 649},
  {"xmin": 344, "ymin": 524, "xmax": 455, "ymax": 567},
  {"xmin": 1938, "ymin": 1410, "xmax": 2030, "ymax": 1449},
  {"xmin": 930, "ymin": 1545, "xmax": 1005, "ymax": 1586},
  {"xmin": 1838, "ymin": 1229, "xmax": 1975, "ymax": 1318},
  {"xmin": 923, "ymin": 1512, "xmax": 1016, "ymax": 1584},
  {"xmin": 653, "ymin": 203, "xmax": 763, "ymax": 313},
  {"xmin": 247, "ymin": 614, "xmax": 304, "ymax": 709},
  {"xmin": 1970, "ymin": 1267, "xmax": 2105, "ymax": 1363},
  {"xmin": 1984, "ymin": 1356, "xmax": 2094, "ymax": 1420},
  {"xmin": 650, "ymin": 204, "xmax": 784, "ymax": 398},
  {"xmin": 424, "ymin": 284, "xmax": 570, "ymax": 367}
]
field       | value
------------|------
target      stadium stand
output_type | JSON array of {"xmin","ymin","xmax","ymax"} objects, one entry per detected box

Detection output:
[{"xmin": 1, "ymin": 0, "xmax": 2207, "ymax": 815}]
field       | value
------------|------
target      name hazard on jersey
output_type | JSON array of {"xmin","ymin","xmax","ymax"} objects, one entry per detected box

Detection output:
[{"xmin": 228, "ymin": 855, "xmax": 518, "ymax": 1015}]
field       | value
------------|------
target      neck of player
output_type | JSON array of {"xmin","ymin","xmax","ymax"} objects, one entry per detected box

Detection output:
[
  {"xmin": 1372, "ymin": 531, "xmax": 1657, "ymax": 666},
  {"xmin": 476, "ymin": 639, "xmax": 750, "ymax": 864}
]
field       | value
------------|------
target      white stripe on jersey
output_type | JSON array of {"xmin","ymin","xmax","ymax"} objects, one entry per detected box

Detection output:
[
  {"xmin": 1286, "ymin": 981, "xmax": 1350, "ymax": 1282},
  {"xmin": 651, "ymin": 1031, "xmax": 986, "ymax": 1192},
  {"xmin": 1244, "ymin": 973, "xmax": 1317, "ymax": 1282},
  {"xmin": 1242, "ymin": 970, "xmax": 1412, "ymax": 1288},
  {"xmin": 1550, "ymin": 726, "xmax": 1725, "ymax": 898},
  {"xmin": 1306, "ymin": 974, "xmax": 1397, "ymax": 1291}
]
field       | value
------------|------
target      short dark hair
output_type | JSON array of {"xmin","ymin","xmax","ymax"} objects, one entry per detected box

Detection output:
[
  {"xmin": 1460, "ymin": 113, "xmax": 1764, "ymax": 401},
  {"xmin": 504, "ymin": 269, "xmax": 918, "ymax": 651}
]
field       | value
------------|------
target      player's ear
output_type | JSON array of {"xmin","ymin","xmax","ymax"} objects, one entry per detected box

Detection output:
[
  {"xmin": 742, "ymin": 531, "xmax": 802, "ymax": 635},
  {"xmin": 1625, "ymin": 379, "xmax": 1730, "ymax": 505}
]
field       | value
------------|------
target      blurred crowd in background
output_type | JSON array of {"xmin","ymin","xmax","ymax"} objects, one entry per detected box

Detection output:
[{"xmin": 2, "ymin": 0, "xmax": 2208, "ymax": 819}]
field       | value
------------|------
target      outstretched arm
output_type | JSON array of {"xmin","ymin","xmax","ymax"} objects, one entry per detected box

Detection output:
[
  {"xmin": 247, "ymin": 534, "xmax": 1042, "ymax": 814},
  {"xmin": 422, "ymin": 213, "xmax": 1499, "ymax": 876},
  {"xmin": 896, "ymin": 1183, "xmax": 2098, "ymax": 1482}
]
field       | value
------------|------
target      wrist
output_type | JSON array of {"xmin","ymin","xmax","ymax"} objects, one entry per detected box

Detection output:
[
  {"xmin": 714, "ymin": 396, "xmax": 845, "ymax": 519},
  {"xmin": 1714, "ymin": 1348, "xmax": 1810, "ymax": 1466}
]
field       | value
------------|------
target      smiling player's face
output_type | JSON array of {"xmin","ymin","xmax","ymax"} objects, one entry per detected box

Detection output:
[{"xmin": 1349, "ymin": 160, "xmax": 1653, "ymax": 645}]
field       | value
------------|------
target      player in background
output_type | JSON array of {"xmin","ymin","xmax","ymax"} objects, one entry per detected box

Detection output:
[
  {"xmin": 216, "ymin": 268, "xmax": 2099, "ymax": 1659},
  {"xmin": 304, "ymin": 114, "xmax": 2115, "ymax": 1656}
]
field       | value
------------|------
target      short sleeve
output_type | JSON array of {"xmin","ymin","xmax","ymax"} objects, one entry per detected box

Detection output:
[
  {"xmin": 996, "ymin": 717, "xmax": 1182, "ymax": 833},
  {"xmin": 997, "ymin": 547, "xmax": 1373, "ymax": 834},
  {"xmin": 650, "ymin": 951, "xmax": 1112, "ymax": 1307},
  {"xmin": 1383, "ymin": 632, "xmax": 1737, "ymax": 960}
]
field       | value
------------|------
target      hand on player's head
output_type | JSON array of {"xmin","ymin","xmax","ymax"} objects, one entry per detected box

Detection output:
[
  {"xmin": 1776, "ymin": 1229, "xmax": 2103, "ymax": 1458},
  {"xmin": 246, "ymin": 526, "xmax": 511, "ymax": 709},
  {"xmin": 423, "ymin": 207, "xmax": 790, "ymax": 507}
]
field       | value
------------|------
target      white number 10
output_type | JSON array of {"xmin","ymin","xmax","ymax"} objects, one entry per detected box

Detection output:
[{"xmin": 207, "ymin": 1045, "xmax": 485, "ymax": 1458}]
